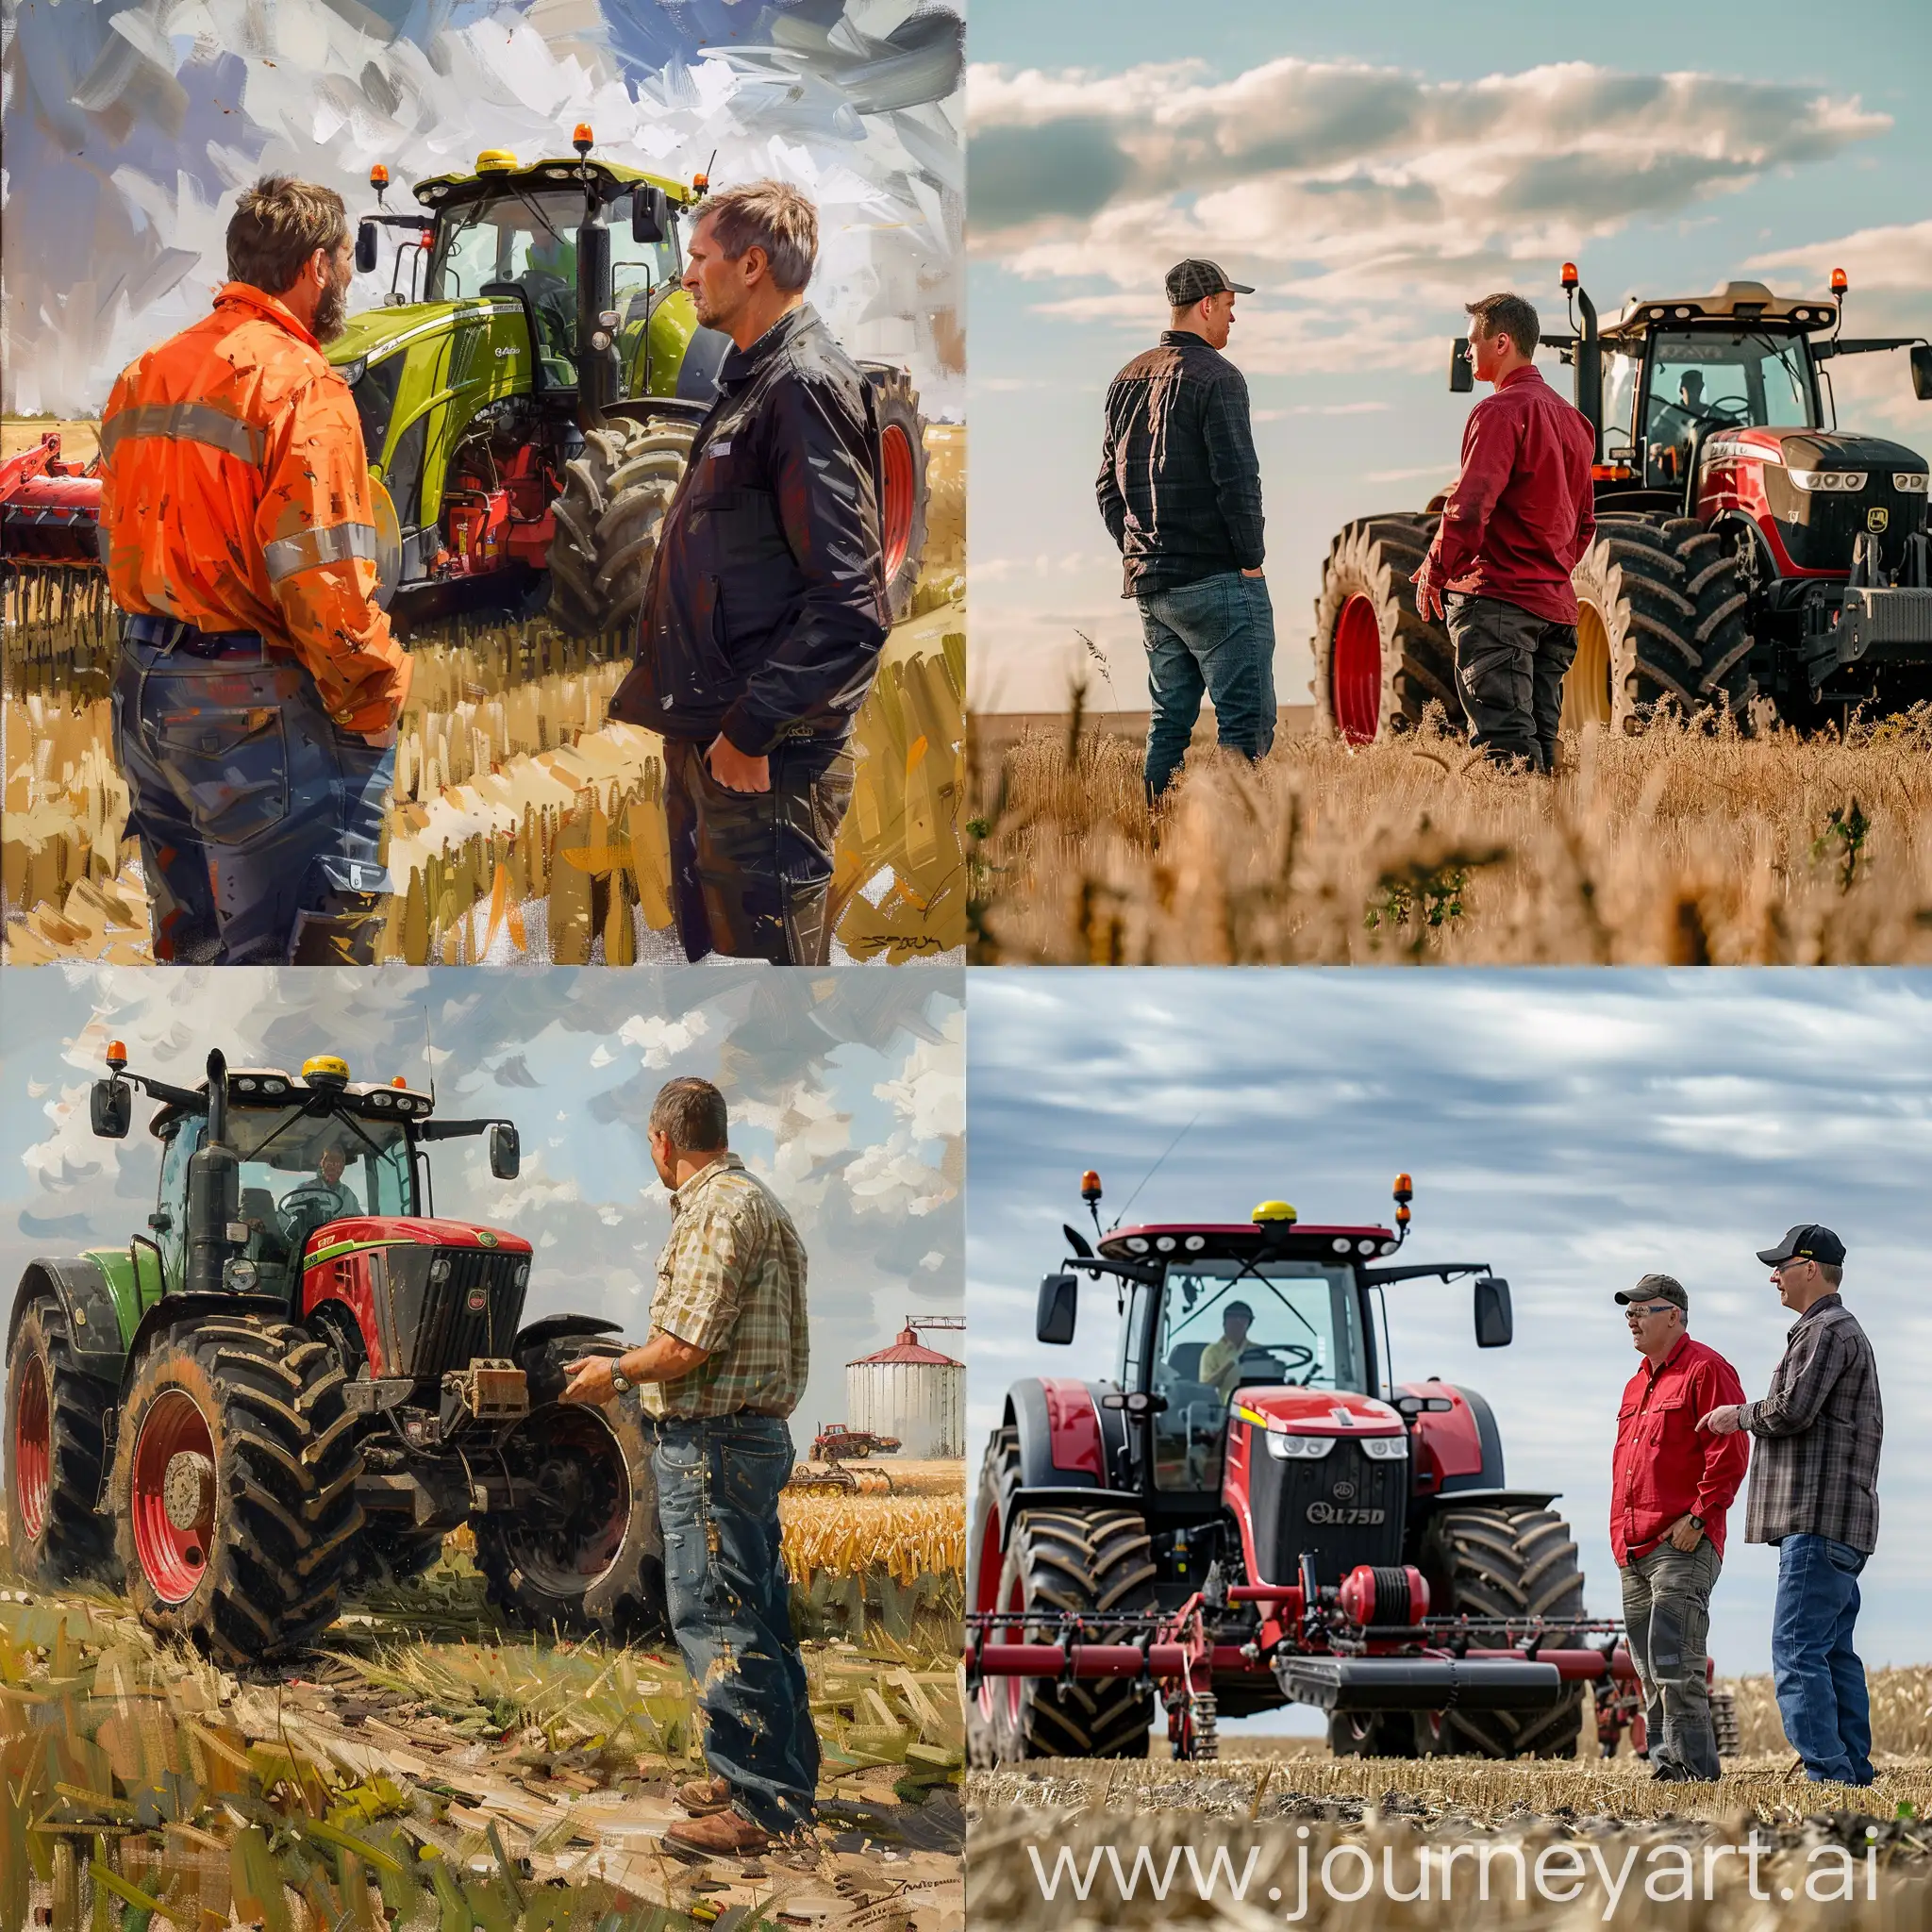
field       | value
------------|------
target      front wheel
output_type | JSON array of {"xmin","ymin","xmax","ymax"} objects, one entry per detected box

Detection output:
[
  {"xmin": 864, "ymin": 363, "xmax": 932, "ymax": 623},
  {"xmin": 6, "ymin": 1292, "xmax": 118, "ymax": 1585}
]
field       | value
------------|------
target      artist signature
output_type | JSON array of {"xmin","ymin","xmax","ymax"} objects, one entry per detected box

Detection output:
[{"xmin": 858, "ymin": 932, "xmax": 944, "ymax": 953}]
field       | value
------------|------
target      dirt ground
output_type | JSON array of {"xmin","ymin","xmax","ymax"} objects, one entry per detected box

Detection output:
[{"xmin": 2, "ymin": 415, "xmax": 97, "ymax": 462}]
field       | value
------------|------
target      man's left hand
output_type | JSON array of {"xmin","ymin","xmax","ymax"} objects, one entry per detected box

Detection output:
[
  {"xmin": 707, "ymin": 734, "xmax": 771, "ymax": 793},
  {"xmin": 560, "ymin": 1356, "xmax": 619, "ymax": 1406},
  {"xmin": 1666, "ymin": 1513, "xmax": 1704, "ymax": 1553},
  {"xmin": 1411, "ymin": 560, "xmax": 1444, "ymax": 624},
  {"xmin": 1696, "ymin": 1405, "xmax": 1745, "ymax": 1436}
]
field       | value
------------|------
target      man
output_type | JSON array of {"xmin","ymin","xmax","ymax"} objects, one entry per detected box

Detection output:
[
  {"xmin": 1412, "ymin": 292, "xmax": 1596, "ymax": 774},
  {"xmin": 1097, "ymin": 259, "xmax": 1274, "ymax": 805},
  {"xmin": 1699, "ymin": 1225, "xmax": 1882, "ymax": 1786},
  {"xmin": 560, "ymin": 1076, "xmax": 815, "ymax": 1854},
  {"xmin": 1657, "ymin": 370, "xmax": 1709, "ymax": 480},
  {"xmin": 99, "ymin": 175, "xmax": 411, "ymax": 965},
  {"xmin": 1609, "ymin": 1274, "xmax": 1749, "ymax": 1781},
  {"xmin": 1197, "ymin": 1300, "xmax": 1255, "ymax": 1401},
  {"xmin": 608, "ymin": 181, "xmax": 890, "ymax": 966},
  {"xmin": 274, "ymin": 1145, "xmax": 360, "ymax": 1258}
]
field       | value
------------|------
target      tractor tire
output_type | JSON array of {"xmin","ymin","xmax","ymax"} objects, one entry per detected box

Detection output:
[
  {"xmin": 1311, "ymin": 513, "xmax": 1457, "ymax": 742},
  {"xmin": 1327, "ymin": 1707, "xmax": 1445, "ymax": 1758},
  {"xmin": 545, "ymin": 417, "xmax": 697, "ymax": 641},
  {"xmin": 111, "ymin": 1317, "xmax": 363, "ymax": 1664},
  {"xmin": 475, "ymin": 1332, "xmax": 665, "ymax": 1641},
  {"xmin": 1568, "ymin": 515, "xmax": 1756, "ymax": 732},
  {"xmin": 1419, "ymin": 1502, "xmax": 1589, "ymax": 1758},
  {"xmin": 5, "ymin": 1294, "xmax": 118, "ymax": 1585},
  {"xmin": 864, "ymin": 362, "xmax": 932, "ymax": 623},
  {"xmin": 967, "ymin": 1425, "xmax": 1158, "ymax": 1764}
]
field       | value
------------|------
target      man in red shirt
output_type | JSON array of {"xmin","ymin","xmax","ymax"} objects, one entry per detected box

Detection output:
[
  {"xmin": 1412, "ymin": 291, "xmax": 1596, "ymax": 773},
  {"xmin": 1611, "ymin": 1273, "xmax": 1749, "ymax": 1781}
]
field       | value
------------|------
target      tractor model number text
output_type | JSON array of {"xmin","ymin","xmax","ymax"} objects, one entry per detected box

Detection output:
[{"xmin": 1307, "ymin": 1502, "xmax": 1386, "ymax": 1525}]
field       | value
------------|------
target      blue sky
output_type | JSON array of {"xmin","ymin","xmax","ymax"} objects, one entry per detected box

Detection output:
[
  {"xmin": 965, "ymin": 0, "xmax": 1932, "ymax": 710},
  {"xmin": 967, "ymin": 969, "xmax": 1932, "ymax": 1729},
  {"xmin": 2, "ymin": 966, "xmax": 963, "ymax": 1437}
]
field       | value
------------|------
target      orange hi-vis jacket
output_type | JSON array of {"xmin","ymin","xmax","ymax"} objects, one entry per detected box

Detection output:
[{"xmin": 98, "ymin": 282, "xmax": 411, "ymax": 735}]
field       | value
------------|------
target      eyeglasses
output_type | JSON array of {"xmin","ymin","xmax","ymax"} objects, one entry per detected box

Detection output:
[{"xmin": 1624, "ymin": 1303, "xmax": 1675, "ymax": 1319}]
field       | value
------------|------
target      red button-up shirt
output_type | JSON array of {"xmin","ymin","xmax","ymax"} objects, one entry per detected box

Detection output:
[
  {"xmin": 1426, "ymin": 364, "xmax": 1597, "ymax": 625},
  {"xmin": 1610, "ymin": 1333, "xmax": 1750, "ymax": 1564}
]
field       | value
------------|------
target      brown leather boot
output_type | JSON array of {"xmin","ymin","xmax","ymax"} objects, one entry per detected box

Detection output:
[
  {"xmin": 675, "ymin": 1774, "xmax": 734, "ymax": 1816},
  {"xmin": 665, "ymin": 1808, "xmax": 773, "ymax": 1857}
]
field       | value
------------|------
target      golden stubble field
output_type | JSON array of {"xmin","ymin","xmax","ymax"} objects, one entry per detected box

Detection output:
[{"xmin": 970, "ymin": 700, "xmax": 1932, "ymax": 965}]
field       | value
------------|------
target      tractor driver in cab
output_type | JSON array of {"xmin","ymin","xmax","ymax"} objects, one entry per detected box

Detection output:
[
  {"xmin": 275, "ymin": 1144, "xmax": 360, "ymax": 1258},
  {"xmin": 517, "ymin": 229, "xmax": 580, "ymax": 383},
  {"xmin": 1198, "ymin": 1300, "xmax": 1256, "ymax": 1401},
  {"xmin": 1652, "ymin": 368, "xmax": 1713, "ymax": 480}
]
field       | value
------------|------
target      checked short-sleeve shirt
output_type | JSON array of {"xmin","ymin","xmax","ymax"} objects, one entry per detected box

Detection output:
[{"xmin": 643, "ymin": 1152, "xmax": 809, "ymax": 1421}]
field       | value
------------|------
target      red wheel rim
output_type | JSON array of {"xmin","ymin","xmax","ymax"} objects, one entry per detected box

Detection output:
[
  {"xmin": 1332, "ymin": 594, "xmax": 1382, "ymax": 743},
  {"xmin": 880, "ymin": 423, "xmax": 915, "ymax": 584},
  {"xmin": 130, "ymin": 1388, "xmax": 216, "ymax": 1604},
  {"xmin": 14, "ymin": 1357, "xmax": 51, "ymax": 1541},
  {"xmin": 972, "ymin": 1501, "xmax": 1008, "ymax": 1722},
  {"xmin": 999, "ymin": 1567, "xmax": 1026, "ymax": 1724}
]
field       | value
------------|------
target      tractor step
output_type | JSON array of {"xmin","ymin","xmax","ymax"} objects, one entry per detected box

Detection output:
[{"xmin": 1277, "ymin": 1655, "xmax": 1565, "ymax": 1713}]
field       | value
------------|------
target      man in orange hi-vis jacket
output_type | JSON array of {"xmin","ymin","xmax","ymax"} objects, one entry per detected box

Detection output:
[{"xmin": 100, "ymin": 175, "xmax": 411, "ymax": 964}]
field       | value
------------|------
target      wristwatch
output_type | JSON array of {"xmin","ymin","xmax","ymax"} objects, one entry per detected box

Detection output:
[
  {"xmin": 608, "ymin": 1364, "xmax": 633, "ymax": 1394},
  {"xmin": 1688, "ymin": 1513, "xmax": 1705, "ymax": 1531}
]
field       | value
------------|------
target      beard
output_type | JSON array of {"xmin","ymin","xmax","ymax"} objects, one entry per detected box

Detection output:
[{"xmin": 314, "ymin": 266, "xmax": 352, "ymax": 343}]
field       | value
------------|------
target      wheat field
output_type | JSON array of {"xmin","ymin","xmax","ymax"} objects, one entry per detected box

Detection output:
[{"xmin": 970, "ymin": 701, "xmax": 1932, "ymax": 964}]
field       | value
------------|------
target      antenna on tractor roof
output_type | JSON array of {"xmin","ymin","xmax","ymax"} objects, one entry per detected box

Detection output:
[
  {"xmin": 1109, "ymin": 1111, "xmax": 1200, "ymax": 1231},
  {"xmin": 422, "ymin": 997, "xmax": 436, "ymax": 1107}
]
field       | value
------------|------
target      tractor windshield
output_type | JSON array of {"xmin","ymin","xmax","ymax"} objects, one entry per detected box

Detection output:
[
  {"xmin": 1638, "ymin": 328, "xmax": 1818, "ymax": 487},
  {"xmin": 1153, "ymin": 1262, "xmax": 1366, "ymax": 1493}
]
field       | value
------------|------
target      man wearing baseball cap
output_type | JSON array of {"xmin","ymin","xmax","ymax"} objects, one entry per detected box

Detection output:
[
  {"xmin": 1097, "ymin": 258, "xmax": 1274, "ymax": 804},
  {"xmin": 1609, "ymin": 1274, "xmax": 1749, "ymax": 1780},
  {"xmin": 1698, "ymin": 1226, "xmax": 1883, "ymax": 1785}
]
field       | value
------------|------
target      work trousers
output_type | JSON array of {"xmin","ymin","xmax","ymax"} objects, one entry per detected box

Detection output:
[
  {"xmin": 1444, "ymin": 591, "xmax": 1577, "ymax": 773},
  {"xmin": 1621, "ymin": 1536, "xmax": 1722, "ymax": 1780},
  {"xmin": 1773, "ymin": 1533, "xmax": 1874, "ymax": 1785},
  {"xmin": 1137, "ymin": 570, "xmax": 1277, "ymax": 802}
]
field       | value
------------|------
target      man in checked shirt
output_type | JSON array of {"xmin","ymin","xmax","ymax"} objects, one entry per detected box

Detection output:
[
  {"xmin": 1698, "ymin": 1224, "xmax": 1883, "ymax": 1786},
  {"xmin": 561, "ymin": 1076, "xmax": 816, "ymax": 1854}
]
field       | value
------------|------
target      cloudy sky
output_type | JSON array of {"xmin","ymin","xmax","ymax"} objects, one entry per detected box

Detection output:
[
  {"xmin": 2, "ymin": 0, "xmax": 963, "ymax": 418},
  {"xmin": 2, "ymin": 965, "xmax": 963, "ymax": 1437},
  {"xmin": 966, "ymin": 0, "xmax": 1932, "ymax": 710},
  {"xmin": 969, "ymin": 969, "xmax": 1932, "ymax": 1730}
]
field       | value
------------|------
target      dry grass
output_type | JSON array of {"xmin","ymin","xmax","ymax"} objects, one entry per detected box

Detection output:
[
  {"xmin": 782, "ymin": 1491, "xmax": 967, "ymax": 1587},
  {"xmin": 970, "ymin": 700, "xmax": 1932, "ymax": 964}
]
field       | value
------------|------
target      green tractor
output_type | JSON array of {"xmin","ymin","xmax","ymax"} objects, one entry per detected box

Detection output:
[
  {"xmin": 5, "ymin": 1041, "xmax": 662, "ymax": 1662},
  {"xmin": 343, "ymin": 130, "xmax": 931, "ymax": 636}
]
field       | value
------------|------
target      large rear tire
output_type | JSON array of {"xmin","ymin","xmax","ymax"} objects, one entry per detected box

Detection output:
[
  {"xmin": 967, "ymin": 1425, "xmax": 1158, "ymax": 1764},
  {"xmin": 1419, "ymin": 1502, "xmax": 1588, "ymax": 1757},
  {"xmin": 112, "ymin": 1318, "xmax": 363, "ymax": 1663},
  {"xmin": 474, "ymin": 1332, "xmax": 665, "ymax": 1641},
  {"xmin": 5, "ymin": 1294, "xmax": 117, "ymax": 1585},
  {"xmin": 545, "ymin": 418, "xmax": 698, "ymax": 641},
  {"xmin": 1569, "ymin": 515, "xmax": 1756, "ymax": 731},
  {"xmin": 1311, "ymin": 514, "xmax": 1457, "ymax": 742},
  {"xmin": 863, "ymin": 363, "xmax": 932, "ymax": 623}
]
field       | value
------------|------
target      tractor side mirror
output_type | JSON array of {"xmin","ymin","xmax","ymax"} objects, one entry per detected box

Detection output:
[
  {"xmin": 1037, "ymin": 1271, "xmax": 1078, "ymax": 1345},
  {"xmin": 632, "ymin": 186, "xmax": 671, "ymax": 245},
  {"xmin": 489, "ymin": 1123, "xmax": 521, "ymax": 1180},
  {"xmin": 1449, "ymin": 338, "xmax": 1474, "ymax": 393},
  {"xmin": 1474, "ymin": 1275, "xmax": 1513, "ymax": 1348},
  {"xmin": 1910, "ymin": 344, "xmax": 1932, "ymax": 402},
  {"xmin": 356, "ymin": 221, "xmax": 379, "ymax": 276},
  {"xmin": 90, "ymin": 1079, "xmax": 132, "ymax": 1140}
]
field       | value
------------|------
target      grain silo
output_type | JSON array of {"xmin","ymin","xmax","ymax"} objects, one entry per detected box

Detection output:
[{"xmin": 846, "ymin": 1317, "xmax": 965, "ymax": 1457}]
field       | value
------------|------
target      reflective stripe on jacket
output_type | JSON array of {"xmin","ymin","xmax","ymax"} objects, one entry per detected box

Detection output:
[{"xmin": 98, "ymin": 282, "xmax": 410, "ymax": 735}]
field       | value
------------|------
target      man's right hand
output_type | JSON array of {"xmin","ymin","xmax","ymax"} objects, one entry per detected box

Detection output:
[
  {"xmin": 360, "ymin": 724, "xmax": 399, "ymax": 749},
  {"xmin": 1411, "ymin": 560, "xmax": 1444, "ymax": 624},
  {"xmin": 1241, "ymin": 566, "xmax": 1265, "ymax": 579}
]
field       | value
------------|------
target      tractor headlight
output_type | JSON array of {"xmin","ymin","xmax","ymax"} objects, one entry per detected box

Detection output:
[
  {"xmin": 224, "ymin": 1258, "xmax": 259, "ymax": 1291},
  {"xmin": 1265, "ymin": 1432, "xmax": 1336, "ymax": 1460},
  {"xmin": 590, "ymin": 329, "xmax": 611, "ymax": 352},
  {"xmin": 336, "ymin": 358, "xmax": 367, "ymax": 388},
  {"xmin": 1894, "ymin": 472, "xmax": 1929, "ymax": 493},
  {"xmin": 371, "ymin": 1091, "xmax": 392, "ymax": 1108},
  {"xmin": 429, "ymin": 1257, "xmax": 451, "ymax": 1283},
  {"xmin": 1360, "ymin": 1435, "xmax": 1408, "ymax": 1460},
  {"xmin": 514, "ymin": 1262, "xmax": 529, "ymax": 1288},
  {"xmin": 1789, "ymin": 470, "xmax": 1868, "ymax": 491}
]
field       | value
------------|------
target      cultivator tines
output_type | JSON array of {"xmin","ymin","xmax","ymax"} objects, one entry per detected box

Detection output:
[{"xmin": 2, "ymin": 432, "xmax": 112, "ymax": 652}]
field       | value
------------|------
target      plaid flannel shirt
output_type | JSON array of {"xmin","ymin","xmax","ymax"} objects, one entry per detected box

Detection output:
[
  {"xmin": 1741, "ymin": 1295, "xmax": 1883, "ymax": 1553},
  {"xmin": 643, "ymin": 1153, "xmax": 809, "ymax": 1421}
]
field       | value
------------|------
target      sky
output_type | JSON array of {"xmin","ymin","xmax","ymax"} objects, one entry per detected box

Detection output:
[
  {"xmin": 965, "ymin": 0, "xmax": 1932, "ymax": 711},
  {"xmin": 2, "ymin": 964, "xmax": 964, "ymax": 1439},
  {"xmin": 968, "ymin": 968, "xmax": 1932, "ymax": 1732},
  {"xmin": 1, "ymin": 0, "xmax": 964, "ymax": 418}
]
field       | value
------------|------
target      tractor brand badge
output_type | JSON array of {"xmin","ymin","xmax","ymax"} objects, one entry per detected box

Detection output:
[
  {"xmin": 476, "ymin": 1229, "xmax": 500, "ymax": 1248},
  {"xmin": 1307, "ymin": 1501, "xmax": 1386, "ymax": 1525},
  {"xmin": 466, "ymin": 1289, "xmax": 489, "ymax": 1313},
  {"xmin": 1868, "ymin": 507, "xmax": 1890, "ymax": 533},
  {"xmin": 1331, "ymin": 1479, "xmax": 1357, "ymax": 1501}
]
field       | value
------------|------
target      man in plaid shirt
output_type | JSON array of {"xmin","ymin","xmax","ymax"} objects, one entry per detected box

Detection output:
[
  {"xmin": 562, "ymin": 1076, "xmax": 815, "ymax": 1854},
  {"xmin": 1698, "ymin": 1224, "xmax": 1882, "ymax": 1785}
]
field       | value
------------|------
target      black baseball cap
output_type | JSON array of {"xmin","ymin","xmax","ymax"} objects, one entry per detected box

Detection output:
[
  {"xmin": 1167, "ymin": 258, "xmax": 1254, "ymax": 306},
  {"xmin": 1614, "ymin": 1273, "xmax": 1688, "ymax": 1313},
  {"xmin": 1757, "ymin": 1224, "xmax": 1846, "ymax": 1268}
]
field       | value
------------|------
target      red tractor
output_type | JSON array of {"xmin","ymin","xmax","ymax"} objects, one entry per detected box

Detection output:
[
  {"xmin": 812, "ymin": 1423, "xmax": 902, "ymax": 1461},
  {"xmin": 967, "ymin": 1172, "xmax": 1736, "ymax": 1765},
  {"xmin": 1312, "ymin": 265, "xmax": 1932, "ymax": 740}
]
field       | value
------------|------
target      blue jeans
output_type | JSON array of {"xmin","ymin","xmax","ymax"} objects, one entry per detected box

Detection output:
[
  {"xmin": 111, "ymin": 626, "xmax": 392, "ymax": 963},
  {"xmin": 1138, "ymin": 571, "xmax": 1277, "ymax": 800},
  {"xmin": 1772, "ymin": 1534, "xmax": 1874, "ymax": 1784},
  {"xmin": 653, "ymin": 1414, "xmax": 818, "ymax": 1833}
]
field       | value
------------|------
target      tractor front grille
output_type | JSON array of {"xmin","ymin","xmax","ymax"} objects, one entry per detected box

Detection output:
[
  {"xmin": 1245, "ymin": 1431, "xmax": 1408, "ymax": 1588},
  {"xmin": 413, "ymin": 1248, "xmax": 528, "ymax": 1381}
]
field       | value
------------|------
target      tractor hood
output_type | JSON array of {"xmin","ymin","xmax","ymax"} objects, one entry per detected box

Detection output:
[
  {"xmin": 1707, "ymin": 427, "xmax": 1930, "ymax": 575},
  {"xmin": 1231, "ymin": 1389, "xmax": 1405, "ymax": 1437},
  {"xmin": 328, "ymin": 300, "xmax": 508, "ymax": 376},
  {"xmin": 298, "ymin": 1217, "xmax": 532, "ymax": 1269}
]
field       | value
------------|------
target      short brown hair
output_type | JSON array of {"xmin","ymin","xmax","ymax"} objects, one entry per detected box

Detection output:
[
  {"xmin": 650, "ymin": 1076, "xmax": 728, "ymax": 1153},
  {"xmin": 227, "ymin": 175, "xmax": 348, "ymax": 295},
  {"xmin": 1820, "ymin": 1261, "xmax": 1844, "ymax": 1290},
  {"xmin": 1465, "ymin": 291, "xmax": 1540, "ymax": 360},
  {"xmin": 696, "ymin": 181, "xmax": 818, "ymax": 293}
]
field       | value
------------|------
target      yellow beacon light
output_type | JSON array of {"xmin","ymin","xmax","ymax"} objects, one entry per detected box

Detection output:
[
  {"xmin": 302, "ymin": 1056, "xmax": 352, "ymax": 1088},
  {"xmin": 475, "ymin": 150, "xmax": 517, "ymax": 173},
  {"xmin": 1252, "ymin": 1201, "xmax": 1298, "ymax": 1224}
]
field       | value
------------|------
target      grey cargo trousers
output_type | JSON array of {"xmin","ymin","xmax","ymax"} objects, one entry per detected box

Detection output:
[{"xmin": 1621, "ymin": 1535, "xmax": 1723, "ymax": 1779}]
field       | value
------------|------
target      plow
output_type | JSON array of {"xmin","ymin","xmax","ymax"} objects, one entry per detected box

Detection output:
[{"xmin": 967, "ymin": 1169, "xmax": 1737, "ymax": 1764}]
